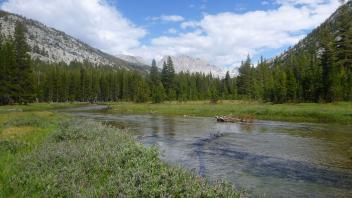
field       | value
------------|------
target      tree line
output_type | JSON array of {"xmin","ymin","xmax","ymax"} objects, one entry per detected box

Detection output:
[
  {"xmin": 235, "ymin": 3, "xmax": 352, "ymax": 103},
  {"xmin": 29, "ymin": 58, "xmax": 234, "ymax": 104},
  {"xmin": 1, "ymin": 4, "xmax": 352, "ymax": 106}
]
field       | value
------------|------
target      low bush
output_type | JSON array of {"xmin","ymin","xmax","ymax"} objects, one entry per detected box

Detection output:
[
  {"xmin": 0, "ymin": 140, "xmax": 27, "ymax": 154},
  {"xmin": 9, "ymin": 119, "xmax": 240, "ymax": 197}
]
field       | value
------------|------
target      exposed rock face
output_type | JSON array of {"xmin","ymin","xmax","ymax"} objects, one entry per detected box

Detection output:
[
  {"xmin": 115, "ymin": 54, "xmax": 150, "ymax": 65},
  {"xmin": 275, "ymin": 1, "xmax": 352, "ymax": 63},
  {"xmin": 116, "ymin": 53, "xmax": 226, "ymax": 77},
  {"xmin": 158, "ymin": 55, "xmax": 225, "ymax": 77},
  {"xmin": 0, "ymin": 10, "xmax": 149, "ymax": 72}
]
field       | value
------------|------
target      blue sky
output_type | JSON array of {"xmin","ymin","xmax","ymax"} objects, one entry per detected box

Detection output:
[
  {"xmin": 117, "ymin": 0, "xmax": 278, "ymax": 42},
  {"xmin": 0, "ymin": 0, "xmax": 342, "ymax": 68}
]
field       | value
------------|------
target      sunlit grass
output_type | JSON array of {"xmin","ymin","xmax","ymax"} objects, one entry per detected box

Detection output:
[
  {"xmin": 6, "ymin": 119, "xmax": 240, "ymax": 197},
  {"xmin": 0, "ymin": 102, "xmax": 88, "ymax": 114},
  {"xmin": 0, "ymin": 110, "xmax": 66, "ymax": 196},
  {"xmin": 106, "ymin": 101, "xmax": 352, "ymax": 124},
  {"xmin": 0, "ymin": 104, "xmax": 241, "ymax": 197},
  {"xmin": 0, "ymin": 126, "xmax": 39, "ymax": 139}
]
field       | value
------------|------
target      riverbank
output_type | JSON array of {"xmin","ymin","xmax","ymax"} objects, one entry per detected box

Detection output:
[
  {"xmin": 0, "ymin": 105, "xmax": 240, "ymax": 197},
  {"xmin": 105, "ymin": 101, "xmax": 352, "ymax": 124}
]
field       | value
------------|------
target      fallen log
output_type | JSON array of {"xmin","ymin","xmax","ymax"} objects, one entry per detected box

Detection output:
[{"xmin": 215, "ymin": 115, "xmax": 255, "ymax": 123}]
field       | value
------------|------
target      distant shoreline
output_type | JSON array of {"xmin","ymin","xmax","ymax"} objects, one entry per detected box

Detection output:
[{"xmin": 102, "ymin": 100, "xmax": 352, "ymax": 125}]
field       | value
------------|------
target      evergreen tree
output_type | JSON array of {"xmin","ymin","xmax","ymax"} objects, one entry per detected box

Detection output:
[
  {"xmin": 161, "ymin": 56, "xmax": 176, "ymax": 100},
  {"xmin": 0, "ymin": 40, "xmax": 16, "ymax": 105},
  {"xmin": 14, "ymin": 22, "xmax": 34, "ymax": 104},
  {"xmin": 224, "ymin": 71, "xmax": 233, "ymax": 98},
  {"xmin": 135, "ymin": 79, "xmax": 150, "ymax": 103},
  {"xmin": 150, "ymin": 59, "xmax": 160, "ymax": 84},
  {"xmin": 332, "ymin": 5, "xmax": 352, "ymax": 100},
  {"xmin": 152, "ymin": 82, "xmax": 166, "ymax": 103},
  {"xmin": 237, "ymin": 56, "xmax": 252, "ymax": 97}
]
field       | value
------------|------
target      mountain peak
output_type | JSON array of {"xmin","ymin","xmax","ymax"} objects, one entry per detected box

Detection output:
[{"xmin": 158, "ymin": 55, "xmax": 225, "ymax": 77}]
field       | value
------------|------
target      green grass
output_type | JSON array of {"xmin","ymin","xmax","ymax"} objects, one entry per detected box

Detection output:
[
  {"xmin": 0, "ymin": 111, "xmax": 66, "ymax": 197},
  {"xmin": 0, "ymin": 105, "xmax": 241, "ymax": 197},
  {"xmin": 106, "ymin": 100, "xmax": 352, "ymax": 124},
  {"xmin": 0, "ymin": 102, "xmax": 88, "ymax": 113}
]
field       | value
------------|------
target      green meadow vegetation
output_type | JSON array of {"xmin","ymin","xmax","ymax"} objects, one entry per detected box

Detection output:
[
  {"xmin": 0, "ymin": 105, "xmax": 240, "ymax": 197},
  {"xmin": 106, "ymin": 101, "xmax": 352, "ymax": 124}
]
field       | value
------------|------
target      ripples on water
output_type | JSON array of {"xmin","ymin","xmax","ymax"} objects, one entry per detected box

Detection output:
[{"xmin": 64, "ymin": 106, "xmax": 352, "ymax": 197}]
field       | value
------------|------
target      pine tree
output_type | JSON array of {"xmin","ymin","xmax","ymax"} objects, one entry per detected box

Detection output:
[
  {"xmin": 224, "ymin": 71, "xmax": 232, "ymax": 98},
  {"xmin": 333, "ymin": 5, "xmax": 352, "ymax": 100},
  {"xmin": 14, "ymin": 22, "xmax": 34, "ymax": 104},
  {"xmin": 237, "ymin": 56, "xmax": 252, "ymax": 97},
  {"xmin": 150, "ymin": 59, "xmax": 160, "ymax": 84},
  {"xmin": 0, "ymin": 39, "xmax": 16, "ymax": 105},
  {"xmin": 161, "ymin": 56, "xmax": 176, "ymax": 100}
]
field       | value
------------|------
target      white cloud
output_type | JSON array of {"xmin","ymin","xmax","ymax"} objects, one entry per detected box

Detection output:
[
  {"xmin": 167, "ymin": 28, "xmax": 178, "ymax": 34},
  {"xmin": 132, "ymin": 0, "xmax": 340, "ymax": 67},
  {"xmin": 148, "ymin": 15, "xmax": 185, "ymax": 22},
  {"xmin": 1, "ymin": 0, "xmax": 146, "ymax": 54},
  {"xmin": 181, "ymin": 21, "xmax": 200, "ymax": 29},
  {"xmin": 0, "ymin": 0, "xmax": 342, "ymax": 68},
  {"xmin": 276, "ymin": 0, "xmax": 328, "ymax": 6}
]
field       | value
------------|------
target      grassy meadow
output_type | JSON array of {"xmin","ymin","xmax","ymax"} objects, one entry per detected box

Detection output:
[
  {"xmin": 106, "ymin": 100, "xmax": 352, "ymax": 124},
  {"xmin": 0, "ymin": 104, "xmax": 240, "ymax": 197}
]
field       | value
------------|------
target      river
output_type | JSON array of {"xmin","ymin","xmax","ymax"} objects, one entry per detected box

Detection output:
[{"xmin": 62, "ymin": 105, "xmax": 352, "ymax": 197}]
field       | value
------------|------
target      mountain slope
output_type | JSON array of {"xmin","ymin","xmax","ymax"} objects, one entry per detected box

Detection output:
[
  {"xmin": 0, "ymin": 10, "xmax": 150, "ymax": 72},
  {"xmin": 115, "ymin": 54, "xmax": 150, "ymax": 65},
  {"xmin": 275, "ymin": 1, "xmax": 352, "ymax": 64},
  {"xmin": 158, "ymin": 55, "xmax": 224, "ymax": 77}
]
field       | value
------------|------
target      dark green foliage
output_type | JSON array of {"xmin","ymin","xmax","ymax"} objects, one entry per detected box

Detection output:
[
  {"xmin": 152, "ymin": 82, "xmax": 166, "ymax": 103},
  {"xmin": 0, "ymin": 22, "xmax": 34, "ymax": 105},
  {"xmin": 14, "ymin": 22, "xmax": 34, "ymax": 104},
  {"xmin": 237, "ymin": 56, "xmax": 252, "ymax": 97},
  {"xmin": 149, "ymin": 59, "xmax": 160, "ymax": 84},
  {"xmin": 149, "ymin": 59, "xmax": 165, "ymax": 103},
  {"xmin": 135, "ymin": 79, "xmax": 150, "ymax": 103},
  {"xmin": 161, "ymin": 57, "xmax": 176, "ymax": 100},
  {"xmin": 234, "ymin": 2, "xmax": 352, "ymax": 103}
]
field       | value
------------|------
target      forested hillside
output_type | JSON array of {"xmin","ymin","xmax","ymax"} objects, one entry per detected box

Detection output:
[
  {"xmin": 235, "ymin": 1, "xmax": 352, "ymax": 103},
  {"xmin": 0, "ymin": 24, "xmax": 234, "ymax": 105},
  {"xmin": 1, "ymin": 2, "xmax": 352, "ymax": 105}
]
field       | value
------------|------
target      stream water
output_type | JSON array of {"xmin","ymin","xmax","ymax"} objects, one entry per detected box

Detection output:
[{"xmin": 63, "ymin": 105, "xmax": 352, "ymax": 197}]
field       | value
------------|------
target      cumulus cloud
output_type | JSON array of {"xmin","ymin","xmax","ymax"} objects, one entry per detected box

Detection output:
[
  {"xmin": 1, "ymin": 0, "xmax": 146, "ymax": 54},
  {"xmin": 133, "ymin": 0, "xmax": 340, "ymax": 67},
  {"xmin": 0, "ymin": 0, "xmax": 342, "ymax": 68}
]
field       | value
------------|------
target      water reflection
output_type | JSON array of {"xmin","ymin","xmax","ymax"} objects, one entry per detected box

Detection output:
[{"xmin": 65, "ymin": 107, "xmax": 352, "ymax": 197}]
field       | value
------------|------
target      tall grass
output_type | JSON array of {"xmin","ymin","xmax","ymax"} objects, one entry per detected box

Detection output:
[
  {"xmin": 0, "ymin": 111, "xmax": 65, "ymax": 196},
  {"xmin": 2, "ymin": 118, "xmax": 240, "ymax": 197},
  {"xmin": 106, "ymin": 101, "xmax": 352, "ymax": 124},
  {"xmin": 0, "ymin": 102, "xmax": 87, "ymax": 114}
]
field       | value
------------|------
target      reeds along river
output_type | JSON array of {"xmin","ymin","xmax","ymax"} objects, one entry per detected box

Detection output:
[{"xmin": 63, "ymin": 106, "xmax": 352, "ymax": 197}]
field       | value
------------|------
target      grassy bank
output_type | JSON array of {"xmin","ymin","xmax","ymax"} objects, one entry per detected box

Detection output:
[
  {"xmin": 0, "ymin": 110, "xmax": 66, "ymax": 196},
  {"xmin": 0, "ymin": 102, "xmax": 88, "ymax": 113},
  {"xmin": 106, "ymin": 101, "xmax": 352, "ymax": 124},
  {"xmin": 0, "ymin": 106, "xmax": 240, "ymax": 197}
]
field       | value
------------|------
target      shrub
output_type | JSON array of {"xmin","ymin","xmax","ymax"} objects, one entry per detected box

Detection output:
[{"xmin": 9, "ymin": 119, "xmax": 240, "ymax": 197}]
